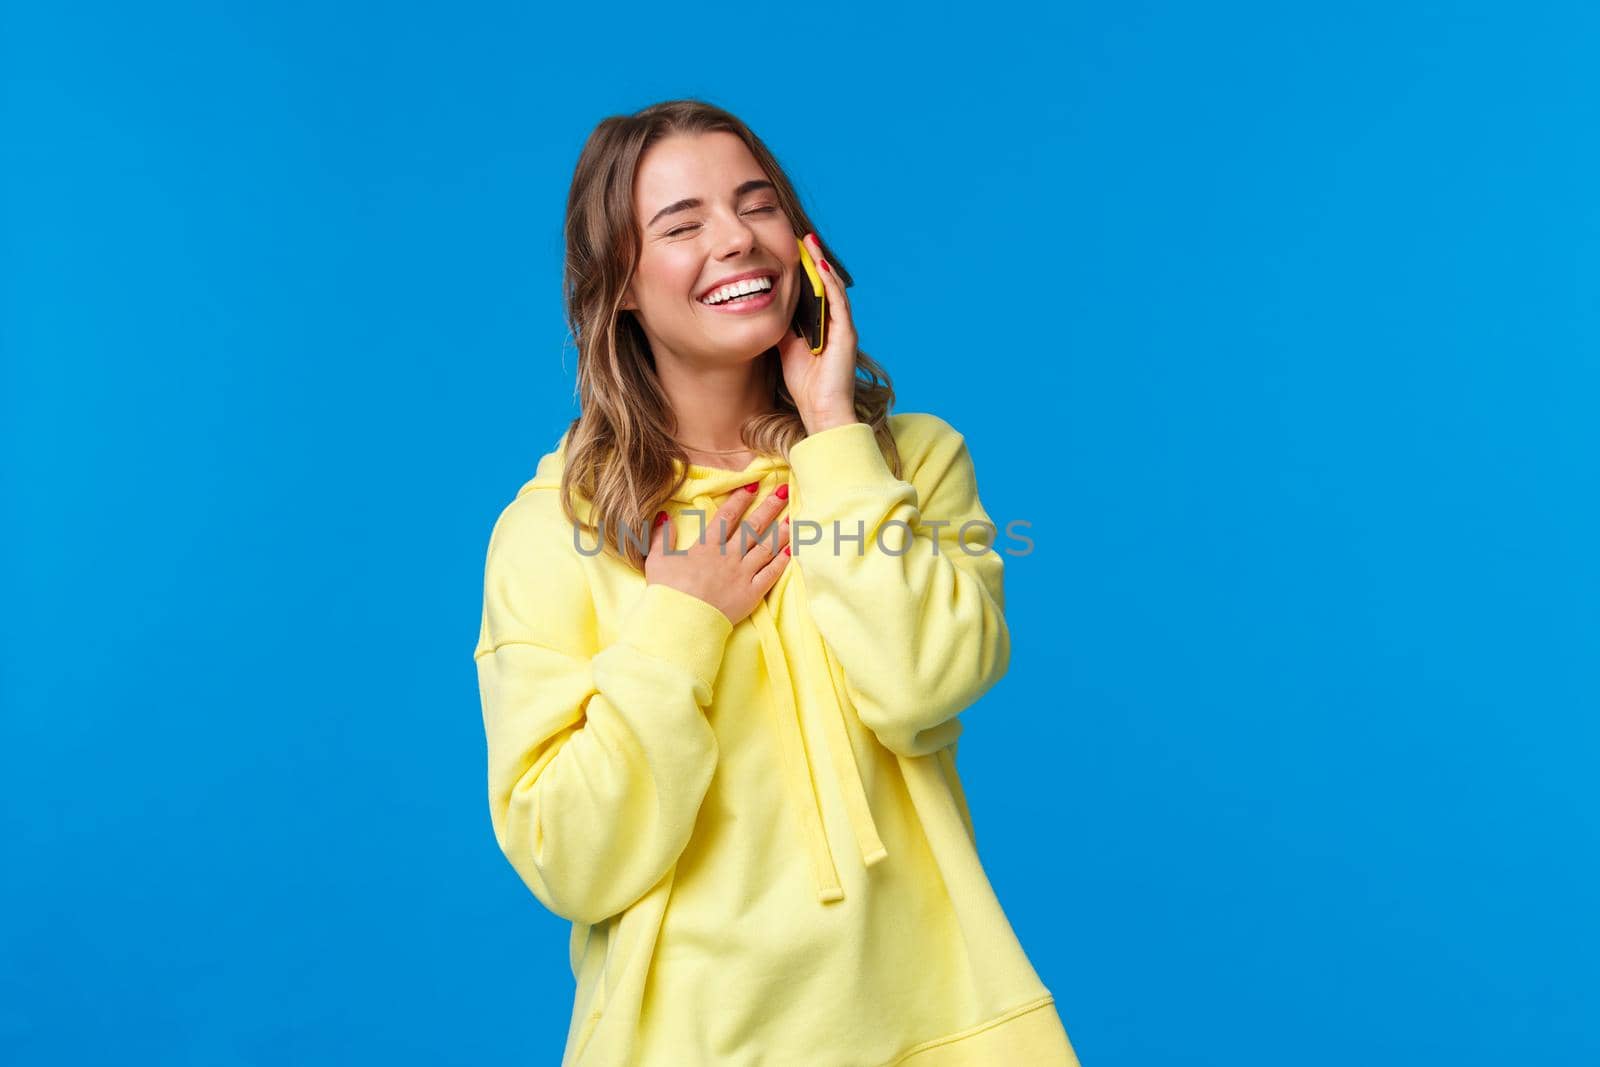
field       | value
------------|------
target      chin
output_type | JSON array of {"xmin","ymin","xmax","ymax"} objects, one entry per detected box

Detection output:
[
  {"xmin": 721, "ymin": 339, "xmax": 784, "ymax": 364},
  {"xmin": 701, "ymin": 321, "xmax": 788, "ymax": 357}
]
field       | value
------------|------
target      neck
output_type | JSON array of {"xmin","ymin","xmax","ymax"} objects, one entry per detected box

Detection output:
[{"xmin": 655, "ymin": 347, "xmax": 777, "ymax": 450}]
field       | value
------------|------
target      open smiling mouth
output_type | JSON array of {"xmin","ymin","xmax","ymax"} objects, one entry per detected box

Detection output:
[
  {"xmin": 702, "ymin": 288, "xmax": 776, "ymax": 312},
  {"xmin": 699, "ymin": 275, "xmax": 779, "ymax": 311}
]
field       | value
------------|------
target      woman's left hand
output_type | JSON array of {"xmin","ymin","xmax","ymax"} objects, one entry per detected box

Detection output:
[{"xmin": 776, "ymin": 232, "xmax": 859, "ymax": 434}]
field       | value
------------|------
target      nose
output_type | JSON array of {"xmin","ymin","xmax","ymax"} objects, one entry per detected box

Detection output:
[{"xmin": 709, "ymin": 207, "xmax": 760, "ymax": 258}]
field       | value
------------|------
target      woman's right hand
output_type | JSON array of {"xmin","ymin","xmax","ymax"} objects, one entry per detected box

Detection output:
[{"xmin": 646, "ymin": 483, "xmax": 792, "ymax": 625}]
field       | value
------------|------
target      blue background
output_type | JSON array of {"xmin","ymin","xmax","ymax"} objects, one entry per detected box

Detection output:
[{"xmin": 4, "ymin": 2, "xmax": 1596, "ymax": 1064}]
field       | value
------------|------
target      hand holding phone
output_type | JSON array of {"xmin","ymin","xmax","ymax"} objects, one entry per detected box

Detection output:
[{"xmin": 777, "ymin": 232, "xmax": 860, "ymax": 434}]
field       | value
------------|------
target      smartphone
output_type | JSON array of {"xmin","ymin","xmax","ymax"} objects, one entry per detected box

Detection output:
[{"xmin": 792, "ymin": 236, "xmax": 828, "ymax": 354}]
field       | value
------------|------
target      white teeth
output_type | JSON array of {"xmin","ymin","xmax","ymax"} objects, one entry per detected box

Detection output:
[{"xmin": 701, "ymin": 276, "xmax": 774, "ymax": 305}]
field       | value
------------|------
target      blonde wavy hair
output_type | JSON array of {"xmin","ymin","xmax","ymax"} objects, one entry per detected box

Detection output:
[{"xmin": 558, "ymin": 98, "xmax": 901, "ymax": 571}]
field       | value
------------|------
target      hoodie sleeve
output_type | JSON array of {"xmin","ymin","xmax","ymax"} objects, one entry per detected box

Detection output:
[
  {"xmin": 786, "ymin": 415, "xmax": 1011, "ymax": 758},
  {"xmin": 473, "ymin": 494, "xmax": 733, "ymax": 926}
]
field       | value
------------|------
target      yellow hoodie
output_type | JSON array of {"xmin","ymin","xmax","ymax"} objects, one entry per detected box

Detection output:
[{"xmin": 474, "ymin": 413, "xmax": 1082, "ymax": 1066}]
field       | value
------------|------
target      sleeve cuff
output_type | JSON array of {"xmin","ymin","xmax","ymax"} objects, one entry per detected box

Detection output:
[
  {"xmin": 616, "ymin": 582, "xmax": 735, "ymax": 691},
  {"xmin": 788, "ymin": 422, "xmax": 900, "ymax": 511}
]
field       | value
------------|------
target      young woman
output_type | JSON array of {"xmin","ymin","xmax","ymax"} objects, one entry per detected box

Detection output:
[{"xmin": 473, "ymin": 99, "xmax": 1082, "ymax": 1066}]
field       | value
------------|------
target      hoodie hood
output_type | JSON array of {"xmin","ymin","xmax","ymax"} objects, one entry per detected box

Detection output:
[{"xmin": 515, "ymin": 426, "xmax": 887, "ymax": 906}]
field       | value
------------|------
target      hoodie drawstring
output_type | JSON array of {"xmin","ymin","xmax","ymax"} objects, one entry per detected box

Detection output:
[
  {"xmin": 749, "ymin": 597, "xmax": 887, "ymax": 905},
  {"xmin": 680, "ymin": 474, "xmax": 887, "ymax": 907}
]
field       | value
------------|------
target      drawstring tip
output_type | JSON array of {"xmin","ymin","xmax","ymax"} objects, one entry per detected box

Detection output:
[
  {"xmin": 818, "ymin": 885, "xmax": 845, "ymax": 904},
  {"xmin": 862, "ymin": 846, "xmax": 888, "ymax": 867}
]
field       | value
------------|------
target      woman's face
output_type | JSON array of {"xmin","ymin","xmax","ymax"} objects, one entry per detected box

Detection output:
[{"xmin": 624, "ymin": 131, "xmax": 801, "ymax": 367}]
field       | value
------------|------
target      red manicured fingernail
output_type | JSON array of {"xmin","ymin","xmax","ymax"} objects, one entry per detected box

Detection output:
[
  {"xmin": 782, "ymin": 545, "xmax": 791, "ymax": 555},
  {"xmin": 655, "ymin": 511, "xmax": 668, "ymax": 526},
  {"xmin": 818, "ymin": 258, "xmax": 831, "ymax": 273},
  {"xmin": 743, "ymin": 481, "xmax": 759, "ymax": 492},
  {"xmin": 775, "ymin": 484, "xmax": 789, "ymax": 499}
]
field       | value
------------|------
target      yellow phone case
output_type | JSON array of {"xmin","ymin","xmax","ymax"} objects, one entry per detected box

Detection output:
[{"xmin": 796, "ymin": 236, "xmax": 827, "ymax": 354}]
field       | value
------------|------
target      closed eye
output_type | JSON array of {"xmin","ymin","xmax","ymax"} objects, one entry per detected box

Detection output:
[{"xmin": 665, "ymin": 205, "xmax": 780, "ymax": 238}]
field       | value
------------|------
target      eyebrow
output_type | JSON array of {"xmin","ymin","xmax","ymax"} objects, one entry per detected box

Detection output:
[{"xmin": 646, "ymin": 179, "xmax": 777, "ymax": 229}]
